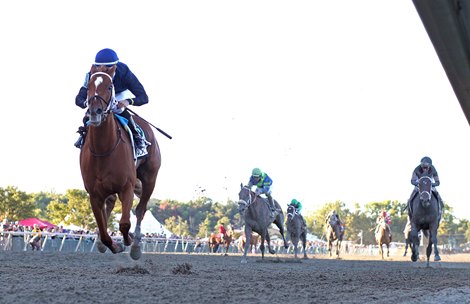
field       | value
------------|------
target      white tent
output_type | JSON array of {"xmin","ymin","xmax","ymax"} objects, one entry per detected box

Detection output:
[{"xmin": 114, "ymin": 211, "xmax": 173, "ymax": 237}]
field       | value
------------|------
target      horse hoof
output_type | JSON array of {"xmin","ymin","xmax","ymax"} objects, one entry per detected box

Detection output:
[
  {"xmin": 434, "ymin": 255, "xmax": 441, "ymax": 261},
  {"xmin": 241, "ymin": 259, "xmax": 247, "ymax": 264},
  {"xmin": 269, "ymin": 249, "xmax": 276, "ymax": 254},
  {"xmin": 97, "ymin": 242, "xmax": 108, "ymax": 253},
  {"xmin": 130, "ymin": 245, "xmax": 142, "ymax": 260}
]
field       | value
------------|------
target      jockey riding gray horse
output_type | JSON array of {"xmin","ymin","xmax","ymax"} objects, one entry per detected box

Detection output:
[
  {"xmin": 286, "ymin": 204, "xmax": 307, "ymax": 259},
  {"xmin": 238, "ymin": 184, "xmax": 288, "ymax": 263}
]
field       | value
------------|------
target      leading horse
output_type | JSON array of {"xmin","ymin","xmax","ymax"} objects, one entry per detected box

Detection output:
[
  {"xmin": 286, "ymin": 205, "xmax": 307, "ymax": 259},
  {"xmin": 375, "ymin": 218, "xmax": 392, "ymax": 259},
  {"xmin": 237, "ymin": 184, "xmax": 288, "ymax": 263},
  {"xmin": 326, "ymin": 213, "xmax": 344, "ymax": 258},
  {"xmin": 410, "ymin": 175, "xmax": 441, "ymax": 266},
  {"xmin": 80, "ymin": 65, "xmax": 161, "ymax": 260}
]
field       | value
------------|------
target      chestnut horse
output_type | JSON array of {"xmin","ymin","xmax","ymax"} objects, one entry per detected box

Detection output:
[
  {"xmin": 375, "ymin": 219, "xmax": 392, "ymax": 259},
  {"xmin": 80, "ymin": 65, "xmax": 161, "ymax": 260},
  {"xmin": 208, "ymin": 230, "xmax": 233, "ymax": 255},
  {"xmin": 237, "ymin": 233, "xmax": 260, "ymax": 254}
]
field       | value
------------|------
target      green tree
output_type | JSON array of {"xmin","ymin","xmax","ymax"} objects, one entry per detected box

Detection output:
[
  {"xmin": 306, "ymin": 201, "xmax": 348, "ymax": 238},
  {"xmin": 0, "ymin": 186, "xmax": 36, "ymax": 221},
  {"xmin": 65, "ymin": 189, "xmax": 97, "ymax": 229},
  {"xmin": 164, "ymin": 216, "xmax": 189, "ymax": 237}
]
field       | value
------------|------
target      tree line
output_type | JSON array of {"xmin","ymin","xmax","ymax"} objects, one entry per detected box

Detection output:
[{"xmin": 1, "ymin": 186, "xmax": 468, "ymax": 247}]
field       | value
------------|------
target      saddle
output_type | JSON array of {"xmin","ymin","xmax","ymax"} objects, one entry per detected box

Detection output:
[{"xmin": 115, "ymin": 115, "xmax": 150, "ymax": 159}]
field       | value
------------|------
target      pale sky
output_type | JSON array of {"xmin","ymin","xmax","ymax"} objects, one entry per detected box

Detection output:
[{"xmin": 1, "ymin": 1, "xmax": 469, "ymax": 220}]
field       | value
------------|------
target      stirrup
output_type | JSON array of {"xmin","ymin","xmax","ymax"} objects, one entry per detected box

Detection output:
[{"xmin": 74, "ymin": 136, "xmax": 83, "ymax": 149}]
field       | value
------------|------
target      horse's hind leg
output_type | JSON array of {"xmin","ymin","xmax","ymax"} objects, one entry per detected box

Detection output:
[
  {"xmin": 302, "ymin": 233, "xmax": 308, "ymax": 259},
  {"xmin": 274, "ymin": 216, "xmax": 288, "ymax": 249},
  {"xmin": 264, "ymin": 231, "xmax": 275, "ymax": 255}
]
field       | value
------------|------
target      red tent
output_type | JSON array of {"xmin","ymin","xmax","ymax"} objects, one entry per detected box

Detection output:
[{"xmin": 18, "ymin": 218, "xmax": 56, "ymax": 229}]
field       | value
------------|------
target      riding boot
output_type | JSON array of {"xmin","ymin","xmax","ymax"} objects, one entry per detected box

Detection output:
[
  {"xmin": 74, "ymin": 126, "xmax": 87, "ymax": 149},
  {"xmin": 128, "ymin": 116, "xmax": 148, "ymax": 157},
  {"xmin": 266, "ymin": 193, "xmax": 276, "ymax": 217}
]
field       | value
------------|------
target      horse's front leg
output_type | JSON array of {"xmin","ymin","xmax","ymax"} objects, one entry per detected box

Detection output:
[
  {"xmin": 410, "ymin": 227, "xmax": 420, "ymax": 262},
  {"xmin": 90, "ymin": 196, "xmax": 124, "ymax": 254},
  {"xmin": 429, "ymin": 227, "xmax": 441, "ymax": 262},
  {"xmin": 241, "ymin": 228, "xmax": 252, "ymax": 263},
  {"xmin": 118, "ymin": 187, "xmax": 136, "ymax": 249}
]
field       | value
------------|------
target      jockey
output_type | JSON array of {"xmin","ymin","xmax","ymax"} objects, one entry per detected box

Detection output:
[
  {"xmin": 325, "ymin": 210, "xmax": 344, "ymax": 231},
  {"xmin": 74, "ymin": 48, "xmax": 150, "ymax": 157},
  {"xmin": 406, "ymin": 156, "xmax": 444, "ymax": 218},
  {"xmin": 247, "ymin": 168, "xmax": 276, "ymax": 216},
  {"xmin": 289, "ymin": 199, "xmax": 307, "ymax": 227},
  {"xmin": 219, "ymin": 222, "xmax": 227, "ymax": 239},
  {"xmin": 375, "ymin": 210, "xmax": 392, "ymax": 239}
]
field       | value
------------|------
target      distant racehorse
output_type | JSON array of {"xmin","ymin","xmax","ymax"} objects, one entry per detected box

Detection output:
[
  {"xmin": 286, "ymin": 205, "xmax": 307, "ymax": 259},
  {"xmin": 326, "ymin": 214, "xmax": 344, "ymax": 258},
  {"xmin": 237, "ymin": 233, "xmax": 260, "ymax": 254},
  {"xmin": 410, "ymin": 176, "xmax": 441, "ymax": 266},
  {"xmin": 237, "ymin": 184, "xmax": 288, "ymax": 263},
  {"xmin": 80, "ymin": 65, "xmax": 161, "ymax": 260},
  {"xmin": 375, "ymin": 219, "xmax": 392, "ymax": 259},
  {"xmin": 208, "ymin": 230, "xmax": 233, "ymax": 255}
]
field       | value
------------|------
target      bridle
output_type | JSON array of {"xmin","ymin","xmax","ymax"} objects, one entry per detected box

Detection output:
[
  {"xmin": 238, "ymin": 186, "xmax": 255, "ymax": 212},
  {"xmin": 86, "ymin": 72, "xmax": 116, "ymax": 116},
  {"xmin": 86, "ymin": 72, "xmax": 122, "ymax": 157},
  {"xmin": 287, "ymin": 206, "xmax": 296, "ymax": 221}
]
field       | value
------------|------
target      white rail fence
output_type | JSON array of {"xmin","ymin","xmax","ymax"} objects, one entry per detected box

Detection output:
[{"xmin": 0, "ymin": 231, "xmax": 333, "ymax": 255}]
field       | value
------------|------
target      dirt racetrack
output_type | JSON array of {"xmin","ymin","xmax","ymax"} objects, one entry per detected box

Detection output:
[{"xmin": 1, "ymin": 250, "xmax": 469, "ymax": 304}]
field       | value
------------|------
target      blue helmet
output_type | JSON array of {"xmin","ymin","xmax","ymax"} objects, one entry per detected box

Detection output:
[{"xmin": 95, "ymin": 48, "xmax": 119, "ymax": 65}]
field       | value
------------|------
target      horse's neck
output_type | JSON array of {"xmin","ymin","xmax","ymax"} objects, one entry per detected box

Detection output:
[{"xmin": 88, "ymin": 115, "xmax": 120, "ymax": 150}]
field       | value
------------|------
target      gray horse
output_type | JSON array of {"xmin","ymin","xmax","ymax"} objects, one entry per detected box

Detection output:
[
  {"xmin": 237, "ymin": 184, "xmax": 288, "ymax": 263},
  {"xmin": 410, "ymin": 175, "xmax": 441, "ymax": 266},
  {"xmin": 326, "ymin": 214, "xmax": 344, "ymax": 258},
  {"xmin": 286, "ymin": 205, "xmax": 307, "ymax": 259}
]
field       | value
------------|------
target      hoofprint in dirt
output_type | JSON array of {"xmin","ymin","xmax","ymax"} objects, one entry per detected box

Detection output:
[{"xmin": 0, "ymin": 251, "xmax": 469, "ymax": 304}]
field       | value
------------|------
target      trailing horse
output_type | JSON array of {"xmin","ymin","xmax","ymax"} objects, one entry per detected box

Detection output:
[
  {"xmin": 237, "ymin": 184, "xmax": 288, "ymax": 263},
  {"xmin": 237, "ymin": 233, "xmax": 260, "ymax": 254},
  {"xmin": 208, "ymin": 230, "xmax": 233, "ymax": 255},
  {"xmin": 286, "ymin": 205, "xmax": 307, "ymax": 259},
  {"xmin": 410, "ymin": 175, "xmax": 441, "ymax": 266},
  {"xmin": 375, "ymin": 219, "xmax": 392, "ymax": 259},
  {"xmin": 80, "ymin": 65, "xmax": 161, "ymax": 260},
  {"xmin": 326, "ymin": 213, "xmax": 344, "ymax": 258}
]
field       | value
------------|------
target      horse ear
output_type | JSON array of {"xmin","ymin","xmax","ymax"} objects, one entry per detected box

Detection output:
[
  {"xmin": 89, "ymin": 64, "xmax": 98, "ymax": 74},
  {"xmin": 108, "ymin": 65, "xmax": 117, "ymax": 78},
  {"xmin": 240, "ymin": 183, "xmax": 243, "ymax": 189}
]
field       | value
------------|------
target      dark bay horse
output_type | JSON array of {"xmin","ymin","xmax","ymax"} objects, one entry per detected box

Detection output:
[
  {"xmin": 375, "ymin": 219, "xmax": 392, "ymax": 259},
  {"xmin": 410, "ymin": 175, "xmax": 441, "ymax": 266},
  {"xmin": 286, "ymin": 205, "xmax": 307, "ymax": 259},
  {"xmin": 208, "ymin": 230, "xmax": 233, "ymax": 255},
  {"xmin": 326, "ymin": 213, "xmax": 344, "ymax": 258},
  {"xmin": 80, "ymin": 65, "xmax": 161, "ymax": 260},
  {"xmin": 237, "ymin": 184, "xmax": 288, "ymax": 263}
]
